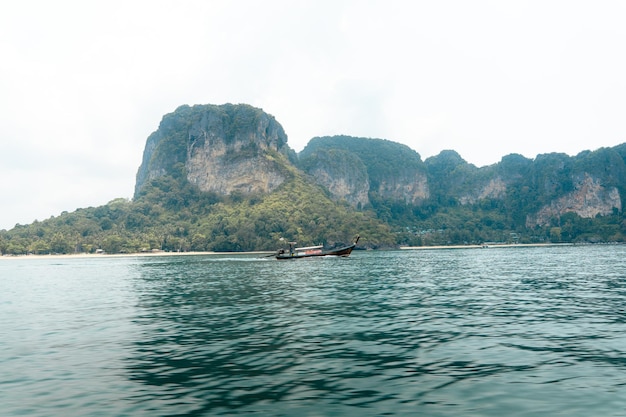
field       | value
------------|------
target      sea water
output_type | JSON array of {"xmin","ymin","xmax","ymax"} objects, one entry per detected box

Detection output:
[{"xmin": 1, "ymin": 245, "xmax": 626, "ymax": 416}]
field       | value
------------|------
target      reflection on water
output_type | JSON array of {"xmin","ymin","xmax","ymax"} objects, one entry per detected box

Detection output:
[
  {"xmin": 123, "ymin": 248, "xmax": 626, "ymax": 416},
  {"xmin": 2, "ymin": 246, "xmax": 626, "ymax": 416}
]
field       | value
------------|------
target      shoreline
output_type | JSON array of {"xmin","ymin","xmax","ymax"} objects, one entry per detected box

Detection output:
[
  {"xmin": 399, "ymin": 243, "xmax": 575, "ymax": 250},
  {"xmin": 0, "ymin": 250, "xmax": 275, "ymax": 260},
  {"xmin": 0, "ymin": 242, "xmax": 589, "ymax": 260}
]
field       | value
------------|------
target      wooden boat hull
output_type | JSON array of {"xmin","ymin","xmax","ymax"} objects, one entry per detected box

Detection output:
[
  {"xmin": 275, "ymin": 243, "xmax": 356, "ymax": 260},
  {"xmin": 275, "ymin": 236, "xmax": 359, "ymax": 260}
]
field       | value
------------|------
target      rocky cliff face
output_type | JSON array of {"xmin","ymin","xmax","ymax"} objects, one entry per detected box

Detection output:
[
  {"xmin": 526, "ymin": 173, "xmax": 622, "ymax": 227},
  {"xmin": 424, "ymin": 149, "xmax": 624, "ymax": 228},
  {"xmin": 458, "ymin": 177, "xmax": 507, "ymax": 204},
  {"xmin": 134, "ymin": 104, "xmax": 624, "ymax": 232},
  {"xmin": 301, "ymin": 148, "xmax": 370, "ymax": 208},
  {"xmin": 299, "ymin": 136, "xmax": 429, "ymax": 207},
  {"xmin": 375, "ymin": 170, "xmax": 429, "ymax": 205},
  {"xmin": 135, "ymin": 104, "xmax": 292, "ymax": 197},
  {"xmin": 312, "ymin": 164, "xmax": 428, "ymax": 207}
]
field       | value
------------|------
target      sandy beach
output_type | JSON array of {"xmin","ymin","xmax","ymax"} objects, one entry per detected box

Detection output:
[
  {"xmin": 0, "ymin": 250, "xmax": 275, "ymax": 260},
  {"xmin": 1, "ymin": 243, "xmax": 581, "ymax": 260}
]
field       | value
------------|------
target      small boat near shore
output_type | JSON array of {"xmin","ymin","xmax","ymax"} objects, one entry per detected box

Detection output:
[{"xmin": 275, "ymin": 236, "xmax": 360, "ymax": 260}]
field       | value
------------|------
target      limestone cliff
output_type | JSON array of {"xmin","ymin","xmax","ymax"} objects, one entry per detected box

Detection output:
[
  {"xmin": 424, "ymin": 149, "xmax": 624, "ymax": 230},
  {"xmin": 135, "ymin": 104, "xmax": 293, "ymax": 197},
  {"xmin": 300, "ymin": 148, "xmax": 370, "ymax": 208},
  {"xmin": 133, "ymin": 104, "xmax": 625, "ymax": 237},
  {"xmin": 299, "ymin": 136, "xmax": 429, "ymax": 207},
  {"xmin": 526, "ymin": 173, "xmax": 622, "ymax": 227},
  {"xmin": 10, "ymin": 103, "xmax": 626, "ymax": 256},
  {"xmin": 458, "ymin": 177, "xmax": 507, "ymax": 205},
  {"xmin": 375, "ymin": 170, "xmax": 429, "ymax": 205}
]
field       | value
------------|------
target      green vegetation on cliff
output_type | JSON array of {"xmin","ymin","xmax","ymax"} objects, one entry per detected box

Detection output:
[
  {"xmin": 300, "ymin": 135, "xmax": 425, "ymax": 190},
  {"xmin": 300, "ymin": 137, "xmax": 626, "ymax": 246},
  {"xmin": 1, "ymin": 105, "xmax": 626, "ymax": 255},
  {"xmin": 0, "ymin": 160, "xmax": 394, "ymax": 255}
]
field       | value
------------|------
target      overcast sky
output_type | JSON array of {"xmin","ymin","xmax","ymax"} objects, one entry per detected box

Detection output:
[{"xmin": 2, "ymin": 0, "xmax": 626, "ymax": 230}]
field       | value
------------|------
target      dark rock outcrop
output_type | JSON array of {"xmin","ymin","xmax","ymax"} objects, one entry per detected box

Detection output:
[
  {"xmin": 134, "ymin": 103, "xmax": 624, "ymax": 229},
  {"xmin": 135, "ymin": 104, "xmax": 293, "ymax": 197}
]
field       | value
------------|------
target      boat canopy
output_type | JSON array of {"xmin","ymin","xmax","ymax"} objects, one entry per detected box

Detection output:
[{"xmin": 294, "ymin": 245, "xmax": 323, "ymax": 251}]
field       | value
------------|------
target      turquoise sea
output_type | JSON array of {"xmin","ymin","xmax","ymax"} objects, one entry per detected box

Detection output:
[{"xmin": 1, "ymin": 245, "xmax": 626, "ymax": 416}]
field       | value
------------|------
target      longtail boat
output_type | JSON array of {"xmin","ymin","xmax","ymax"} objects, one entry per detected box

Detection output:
[{"xmin": 275, "ymin": 235, "xmax": 360, "ymax": 260}]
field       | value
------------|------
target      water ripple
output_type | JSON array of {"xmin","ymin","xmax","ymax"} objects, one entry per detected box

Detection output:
[{"xmin": 2, "ymin": 247, "xmax": 626, "ymax": 416}]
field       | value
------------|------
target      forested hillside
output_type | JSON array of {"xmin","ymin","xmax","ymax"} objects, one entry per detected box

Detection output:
[
  {"xmin": 1, "ymin": 104, "xmax": 625, "ymax": 255},
  {"xmin": 300, "ymin": 136, "xmax": 626, "ymax": 246}
]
